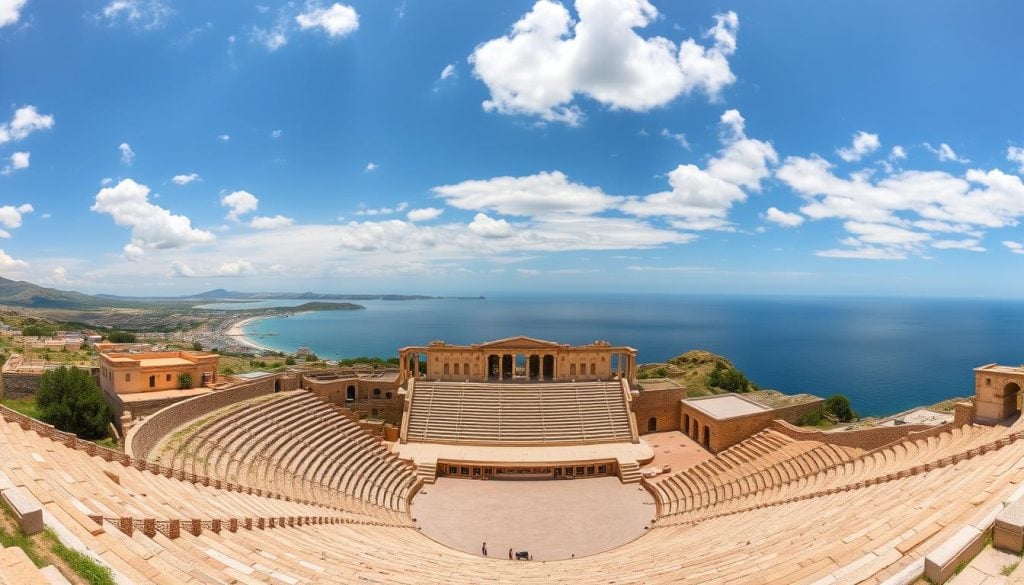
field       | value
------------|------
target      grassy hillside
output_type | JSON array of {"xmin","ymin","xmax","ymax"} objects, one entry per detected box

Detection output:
[
  {"xmin": 0, "ymin": 277, "xmax": 136, "ymax": 309},
  {"xmin": 639, "ymin": 349, "xmax": 758, "ymax": 396}
]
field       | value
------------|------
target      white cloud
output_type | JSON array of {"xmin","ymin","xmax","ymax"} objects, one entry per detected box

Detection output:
[
  {"xmin": 931, "ymin": 239, "xmax": 984, "ymax": 252},
  {"xmin": 99, "ymin": 0, "xmax": 172, "ymax": 30},
  {"xmin": 0, "ymin": 249, "xmax": 28, "ymax": 269},
  {"xmin": 252, "ymin": 26, "xmax": 288, "ymax": 51},
  {"xmin": 435, "ymin": 170, "xmax": 620, "ymax": 216},
  {"xmin": 171, "ymin": 173, "xmax": 200, "ymax": 185},
  {"xmin": 296, "ymin": 2, "xmax": 359, "ymax": 38},
  {"xmin": 470, "ymin": 2, "xmax": 739, "ymax": 125},
  {"xmin": 0, "ymin": 203, "xmax": 32, "ymax": 237},
  {"xmin": 763, "ymin": 207, "xmax": 804, "ymax": 227},
  {"xmin": 815, "ymin": 246, "xmax": 907, "ymax": 260},
  {"xmin": 1, "ymin": 151, "xmax": 29, "ymax": 175},
  {"xmin": 924, "ymin": 142, "xmax": 968, "ymax": 163},
  {"xmin": 439, "ymin": 63, "xmax": 457, "ymax": 81},
  {"xmin": 49, "ymin": 266, "xmax": 69, "ymax": 284},
  {"xmin": 364, "ymin": 162, "xmax": 378, "ymax": 172},
  {"xmin": 221, "ymin": 190, "xmax": 259, "ymax": 221},
  {"xmin": 1004, "ymin": 241, "xmax": 1024, "ymax": 255},
  {"xmin": 216, "ymin": 259, "xmax": 255, "ymax": 275},
  {"xmin": 660, "ymin": 128, "xmax": 690, "ymax": 149},
  {"xmin": 271, "ymin": 129, "xmax": 283, "ymax": 139},
  {"xmin": 0, "ymin": 105, "xmax": 54, "ymax": 144},
  {"xmin": 890, "ymin": 145, "xmax": 907, "ymax": 160},
  {"xmin": 250, "ymin": 215, "xmax": 294, "ymax": 229},
  {"xmin": 621, "ymin": 109, "xmax": 777, "ymax": 230},
  {"xmin": 1008, "ymin": 146, "xmax": 1024, "ymax": 174},
  {"xmin": 407, "ymin": 207, "xmax": 444, "ymax": 222},
  {"xmin": 91, "ymin": 178, "xmax": 215, "ymax": 259},
  {"xmin": 468, "ymin": 213, "xmax": 514, "ymax": 238},
  {"xmin": 0, "ymin": 0, "xmax": 27, "ymax": 28},
  {"xmin": 836, "ymin": 131, "xmax": 880, "ymax": 162},
  {"xmin": 356, "ymin": 203, "xmax": 407, "ymax": 216},
  {"xmin": 118, "ymin": 142, "xmax": 135, "ymax": 165}
]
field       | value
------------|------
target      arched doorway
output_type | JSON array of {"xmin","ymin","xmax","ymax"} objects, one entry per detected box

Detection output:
[
  {"xmin": 346, "ymin": 385, "xmax": 356, "ymax": 402},
  {"xmin": 1004, "ymin": 382, "xmax": 1022, "ymax": 419},
  {"xmin": 703, "ymin": 426, "xmax": 711, "ymax": 449},
  {"xmin": 683, "ymin": 414, "xmax": 690, "ymax": 435},
  {"xmin": 647, "ymin": 417, "xmax": 657, "ymax": 432}
]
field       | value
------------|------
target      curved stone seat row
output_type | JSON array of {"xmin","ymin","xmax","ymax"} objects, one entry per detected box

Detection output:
[
  {"xmin": 157, "ymin": 390, "xmax": 417, "ymax": 517},
  {"xmin": 651, "ymin": 428, "xmax": 865, "ymax": 516},
  {"xmin": 5, "ymin": 403, "xmax": 1024, "ymax": 583},
  {"xmin": 407, "ymin": 381, "xmax": 633, "ymax": 445}
]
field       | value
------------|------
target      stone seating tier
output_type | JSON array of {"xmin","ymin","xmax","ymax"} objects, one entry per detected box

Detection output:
[
  {"xmin": 5, "ymin": 405, "xmax": 1024, "ymax": 582},
  {"xmin": 406, "ymin": 381, "xmax": 633, "ymax": 445},
  {"xmin": 154, "ymin": 390, "xmax": 417, "ymax": 517}
]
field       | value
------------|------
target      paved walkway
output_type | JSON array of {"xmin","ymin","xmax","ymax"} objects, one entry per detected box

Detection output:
[
  {"xmin": 641, "ymin": 430, "xmax": 713, "ymax": 481},
  {"xmin": 411, "ymin": 477, "xmax": 654, "ymax": 561}
]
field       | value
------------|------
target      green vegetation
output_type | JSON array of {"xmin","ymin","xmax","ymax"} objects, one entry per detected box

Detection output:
[
  {"xmin": 335, "ymin": 356, "xmax": 400, "ymax": 368},
  {"xmin": 0, "ymin": 498, "xmax": 114, "ymax": 585},
  {"xmin": 304, "ymin": 353, "xmax": 320, "ymax": 362},
  {"xmin": 37, "ymin": 366, "xmax": 111, "ymax": 439},
  {"xmin": 824, "ymin": 394, "xmax": 857, "ymax": 422},
  {"xmin": 1, "ymin": 396, "xmax": 42, "ymax": 419},
  {"xmin": 1002, "ymin": 560, "xmax": 1020, "ymax": 576},
  {"xmin": 707, "ymin": 361, "xmax": 756, "ymax": 393},
  {"xmin": 797, "ymin": 409, "xmax": 822, "ymax": 426},
  {"xmin": 192, "ymin": 341, "xmax": 203, "ymax": 351},
  {"xmin": 20, "ymin": 323, "xmax": 55, "ymax": 337},
  {"xmin": 638, "ymin": 366, "xmax": 668, "ymax": 379},
  {"xmin": 176, "ymin": 372, "xmax": 193, "ymax": 389},
  {"xmin": 285, "ymin": 356, "xmax": 296, "ymax": 365},
  {"xmin": 105, "ymin": 330, "xmax": 137, "ymax": 343}
]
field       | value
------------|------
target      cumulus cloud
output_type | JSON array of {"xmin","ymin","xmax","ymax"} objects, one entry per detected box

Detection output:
[
  {"xmin": 356, "ymin": 203, "xmax": 407, "ymax": 216},
  {"xmin": 435, "ymin": 170, "xmax": 620, "ymax": 216},
  {"xmin": 470, "ymin": 1, "xmax": 739, "ymax": 125},
  {"xmin": 0, "ymin": 249, "xmax": 28, "ymax": 269},
  {"xmin": 407, "ymin": 207, "xmax": 444, "ymax": 222},
  {"xmin": 216, "ymin": 259, "xmax": 255, "ymax": 275},
  {"xmin": 763, "ymin": 207, "xmax": 804, "ymax": 227},
  {"xmin": 221, "ymin": 190, "xmax": 259, "ymax": 221},
  {"xmin": 0, "ymin": 0, "xmax": 28, "ymax": 28},
  {"xmin": 931, "ymin": 239, "xmax": 984, "ymax": 252},
  {"xmin": 118, "ymin": 142, "xmax": 135, "ymax": 165},
  {"xmin": 777, "ymin": 147, "xmax": 1024, "ymax": 259},
  {"xmin": 890, "ymin": 145, "xmax": 907, "ymax": 160},
  {"xmin": 171, "ymin": 173, "xmax": 200, "ymax": 185},
  {"xmin": 1, "ymin": 151, "xmax": 29, "ymax": 175},
  {"xmin": 0, "ymin": 203, "xmax": 33, "ymax": 237},
  {"xmin": 271, "ymin": 129, "xmax": 283, "ymax": 139},
  {"xmin": 439, "ymin": 63, "xmax": 457, "ymax": 81},
  {"xmin": 218, "ymin": 134, "xmax": 231, "ymax": 142},
  {"xmin": 295, "ymin": 2, "xmax": 359, "ymax": 37},
  {"xmin": 91, "ymin": 178, "xmax": 214, "ymax": 260},
  {"xmin": 836, "ymin": 131, "xmax": 880, "ymax": 162},
  {"xmin": 364, "ymin": 162, "xmax": 378, "ymax": 172},
  {"xmin": 0, "ymin": 105, "xmax": 54, "ymax": 144},
  {"xmin": 924, "ymin": 142, "xmax": 968, "ymax": 163},
  {"xmin": 99, "ymin": 0, "xmax": 172, "ymax": 30},
  {"xmin": 660, "ymin": 128, "xmax": 690, "ymax": 149},
  {"xmin": 1008, "ymin": 146, "xmax": 1024, "ymax": 174},
  {"xmin": 468, "ymin": 213, "xmax": 514, "ymax": 238},
  {"xmin": 250, "ymin": 215, "xmax": 294, "ymax": 229},
  {"xmin": 621, "ymin": 109, "xmax": 777, "ymax": 230}
]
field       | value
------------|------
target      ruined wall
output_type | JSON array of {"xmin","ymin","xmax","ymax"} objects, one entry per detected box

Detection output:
[{"xmin": 0, "ymin": 372, "xmax": 42, "ymax": 399}]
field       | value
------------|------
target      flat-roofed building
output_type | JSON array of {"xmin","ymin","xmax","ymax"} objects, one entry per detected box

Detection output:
[{"xmin": 98, "ymin": 350, "xmax": 219, "ymax": 395}]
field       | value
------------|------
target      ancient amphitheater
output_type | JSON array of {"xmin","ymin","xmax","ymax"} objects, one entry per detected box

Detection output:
[{"xmin": 3, "ymin": 337, "xmax": 1024, "ymax": 584}]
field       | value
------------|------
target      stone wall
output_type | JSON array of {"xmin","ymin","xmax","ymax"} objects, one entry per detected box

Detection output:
[
  {"xmin": 632, "ymin": 386, "xmax": 687, "ymax": 434},
  {"xmin": 126, "ymin": 377, "xmax": 277, "ymax": 460},
  {"xmin": 769, "ymin": 419, "xmax": 941, "ymax": 450},
  {"xmin": 0, "ymin": 372, "xmax": 42, "ymax": 399},
  {"xmin": 300, "ymin": 373, "xmax": 404, "ymax": 425},
  {"xmin": 345, "ymin": 398, "xmax": 404, "ymax": 425},
  {"xmin": 680, "ymin": 396, "xmax": 825, "ymax": 453}
]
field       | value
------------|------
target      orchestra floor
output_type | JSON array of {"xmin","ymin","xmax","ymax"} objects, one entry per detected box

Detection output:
[{"xmin": 410, "ymin": 476, "xmax": 654, "ymax": 561}]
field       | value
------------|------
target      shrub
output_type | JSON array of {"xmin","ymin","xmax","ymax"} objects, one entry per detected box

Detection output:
[
  {"xmin": 36, "ymin": 366, "xmax": 110, "ymax": 440},
  {"xmin": 192, "ymin": 341, "xmax": 203, "ymax": 351},
  {"xmin": 824, "ymin": 394, "xmax": 856, "ymax": 422},
  {"xmin": 176, "ymin": 373, "xmax": 193, "ymax": 389},
  {"xmin": 284, "ymin": 356, "xmax": 296, "ymax": 365},
  {"xmin": 798, "ymin": 410, "xmax": 823, "ymax": 426},
  {"xmin": 304, "ymin": 353, "xmax": 319, "ymax": 362},
  {"xmin": 707, "ymin": 364, "xmax": 751, "ymax": 393},
  {"xmin": 21, "ymin": 324, "xmax": 54, "ymax": 337},
  {"xmin": 106, "ymin": 331, "xmax": 136, "ymax": 343}
]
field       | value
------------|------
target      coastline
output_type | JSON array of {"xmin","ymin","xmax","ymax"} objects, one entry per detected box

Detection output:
[{"xmin": 224, "ymin": 316, "xmax": 281, "ymax": 353}]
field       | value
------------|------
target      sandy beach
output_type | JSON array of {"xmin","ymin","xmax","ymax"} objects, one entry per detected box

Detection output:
[{"xmin": 221, "ymin": 316, "xmax": 281, "ymax": 353}]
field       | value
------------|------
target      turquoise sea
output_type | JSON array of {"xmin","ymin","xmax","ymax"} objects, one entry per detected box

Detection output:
[{"xmin": 217, "ymin": 295, "xmax": 1024, "ymax": 417}]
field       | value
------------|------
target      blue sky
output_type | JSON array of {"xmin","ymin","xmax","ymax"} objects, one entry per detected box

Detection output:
[{"xmin": 1, "ymin": 0, "xmax": 1024, "ymax": 297}]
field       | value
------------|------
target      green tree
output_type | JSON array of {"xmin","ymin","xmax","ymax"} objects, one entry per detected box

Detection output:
[
  {"xmin": 36, "ymin": 366, "xmax": 110, "ymax": 440},
  {"xmin": 106, "ymin": 331, "xmax": 137, "ymax": 343},
  {"xmin": 824, "ymin": 394, "xmax": 856, "ymax": 422},
  {"xmin": 176, "ymin": 373, "xmax": 193, "ymax": 389},
  {"xmin": 284, "ymin": 356, "xmax": 297, "ymax": 365},
  {"xmin": 21, "ymin": 324, "xmax": 53, "ymax": 337},
  {"xmin": 707, "ymin": 363, "xmax": 751, "ymax": 393},
  {"xmin": 192, "ymin": 341, "xmax": 203, "ymax": 351}
]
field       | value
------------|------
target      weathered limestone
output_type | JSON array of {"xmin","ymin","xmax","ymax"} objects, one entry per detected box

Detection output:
[
  {"xmin": 1, "ymin": 485, "xmax": 44, "ymax": 535},
  {"xmin": 995, "ymin": 499, "xmax": 1024, "ymax": 553},
  {"xmin": 924, "ymin": 525, "xmax": 985, "ymax": 584}
]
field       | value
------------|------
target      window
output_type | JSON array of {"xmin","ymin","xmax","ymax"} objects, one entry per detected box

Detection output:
[
  {"xmin": 125, "ymin": 374, "xmax": 131, "ymax": 382},
  {"xmin": 385, "ymin": 392, "xmax": 392, "ymax": 399},
  {"xmin": 473, "ymin": 467, "xmax": 481, "ymax": 477},
  {"xmin": 598, "ymin": 465, "xmax": 606, "ymax": 474},
  {"xmin": 575, "ymin": 466, "xmax": 584, "ymax": 475},
  {"xmin": 590, "ymin": 363, "xmax": 596, "ymax": 375},
  {"xmin": 148, "ymin": 375, "xmax": 155, "ymax": 388},
  {"xmin": 453, "ymin": 363, "xmax": 460, "ymax": 375},
  {"xmin": 373, "ymin": 388, "xmax": 381, "ymax": 397},
  {"xmin": 586, "ymin": 466, "xmax": 595, "ymax": 475},
  {"xmin": 444, "ymin": 363, "xmax": 450, "ymax": 375},
  {"xmin": 166, "ymin": 374, "xmax": 172, "ymax": 382},
  {"xmin": 464, "ymin": 363, "xmax": 470, "ymax": 375},
  {"xmin": 987, "ymin": 378, "xmax": 992, "ymax": 386}
]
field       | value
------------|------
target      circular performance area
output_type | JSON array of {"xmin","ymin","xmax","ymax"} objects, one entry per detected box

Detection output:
[{"xmin": 411, "ymin": 476, "xmax": 654, "ymax": 561}]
